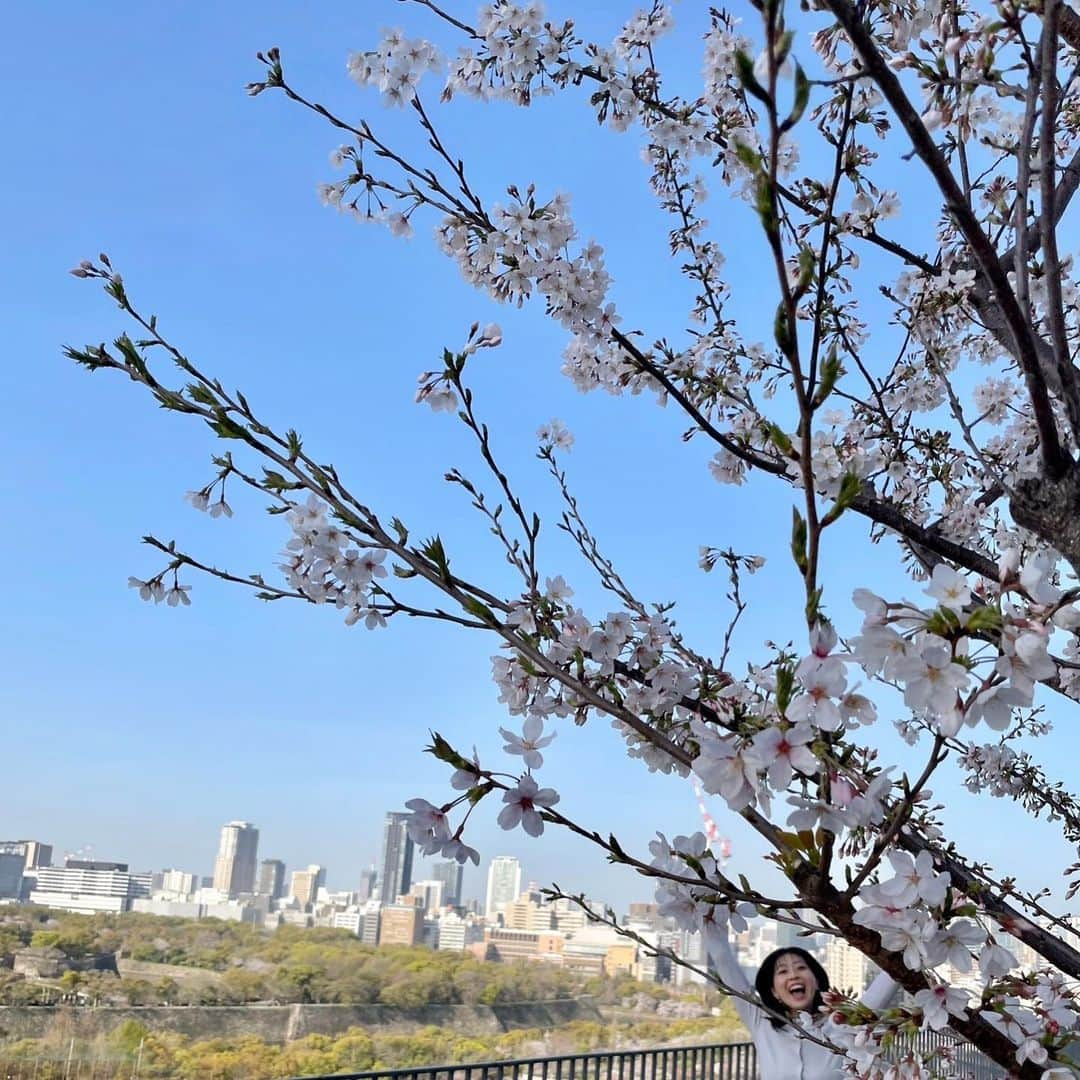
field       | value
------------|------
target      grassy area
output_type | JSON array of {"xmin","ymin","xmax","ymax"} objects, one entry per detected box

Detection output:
[{"xmin": 0, "ymin": 1012, "xmax": 748, "ymax": 1079}]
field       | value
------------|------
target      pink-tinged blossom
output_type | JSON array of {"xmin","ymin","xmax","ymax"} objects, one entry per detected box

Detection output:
[
  {"xmin": 499, "ymin": 715, "xmax": 556, "ymax": 769},
  {"xmin": 878, "ymin": 849, "xmax": 949, "ymax": 908},
  {"xmin": 128, "ymin": 576, "xmax": 165, "ymax": 603},
  {"xmin": 497, "ymin": 774, "xmax": 559, "ymax": 837},
  {"xmin": 809, "ymin": 620, "xmax": 838, "ymax": 657},
  {"xmin": 915, "ymin": 984, "xmax": 969, "ymax": 1030},
  {"xmin": 165, "ymin": 583, "xmax": 191, "ymax": 607},
  {"xmin": 788, "ymin": 653, "xmax": 847, "ymax": 731},
  {"xmin": 586, "ymin": 623, "xmax": 626, "ymax": 663},
  {"xmin": 450, "ymin": 756, "xmax": 482, "ymax": 791},
  {"xmin": 440, "ymin": 835, "xmax": 480, "ymax": 866},
  {"xmin": 928, "ymin": 918, "xmax": 983, "ymax": 971},
  {"xmin": 691, "ymin": 721, "xmax": 762, "ymax": 811},
  {"xmin": 1019, "ymin": 550, "xmax": 1061, "ymax": 605},
  {"xmin": 537, "ymin": 418, "xmax": 574, "ymax": 450},
  {"xmin": 967, "ymin": 685, "xmax": 1028, "ymax": 732},
  {"xmin": 786, "ymin": 794, "xmax": 846, "ymax": 834},
  {"xmin": 839, "ymin": 690, "xmax": 877, "ymax": 726},
  {"xmin": 979, "ymin": 941, "xmax": 1018, "ymax": 980},
  {"xmin": 996, "ymin": 629, "xmax": 1056, "ymax": 697},
  {"xmin": 852, "ymin": 587, "xmax": 888, "ymax": 624},
  {"xmin": 849, "ymin": 624, "xmax": 908, "ymax": 680},
  {"xmin": 544, "ymin": 574, "xmax": 573, "ymax": 602},
  {"xmin": 998, "ymin": 547, "xmax": 1021, "ymax": 583},
  {"xmin": 751, "ymin": 723, "xmax": 818, "ymax": 789},
  {"xmin": 404, "ymin": 797, "xmax": 452, "ymax": 854},
  {"xmin": 1015, "ymin": 1039, "xmax": 1049, "ymax": 1066},
  {"xmin": 926, "ymin": 563, "xmax": 972, "ymax": 613},
  {"xmin": 894, "ymin": 642, "xmax": 970, "ymax": 716}
]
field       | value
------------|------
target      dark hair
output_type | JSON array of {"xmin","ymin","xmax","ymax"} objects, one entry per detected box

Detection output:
[{"xmin": 754, "ymin": 947, "xmax": 830, "ymax": 1029}]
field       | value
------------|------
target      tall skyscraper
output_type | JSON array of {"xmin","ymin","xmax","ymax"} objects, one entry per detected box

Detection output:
[
  {"xmin": 258, "ymin": 859, "xmax": 286, "ymax": 900},
  {"xmin": 379, "ymin": 812, "xmax": 414, "ymax": 904},
  {"xmin": 290, "ymin": 864, "xmax": 326, "ymax": 909},
  {"xmin": 212, "ymin": 822, "xmax": 259, "ymax": 896},
  {"xmin": 431, "ymin": 860, "xmax": 464, "ymax": 907},
  {"xmin": 485, "ymin": 855, "xmax": 522, "ymax": 919},
  {"xmin": 357, "ymin": 866, "xmax": 377, "ymax": 902}
]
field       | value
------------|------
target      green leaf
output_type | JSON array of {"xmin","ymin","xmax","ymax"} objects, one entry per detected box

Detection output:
[
  {"xmin": 286, "ymin": 429, "xmax": 303, "ymax": 462},
  {"xmin": 425, "ymin": 731, "xmax": 472, "ymax": 770},
  {"xmin": 811, "ymin": 349, "xmax": 844, "ymax": 408},
  {"xmin": 420, "ymin": 535, "xmax": 452, "ymax": 581},
  {"xmin": 733, "ymin": 140, "xmax": 763, "ymax": 172},
  {"xmin": 735, "ymin": 50, "xmax": 772, "ymax": 106},
  {"xmin": 766, "ymin": 423, "xmax": 794, "ymax": 457},
  {"xmin": 467, "ymin": 782, "xmax": 494, "ymax": 805},
  {"xmin": 780, "ymin": 63, "xmax": 811, "ymax": 133},
  {"xmin": 821, "ymin": 471, "xmax": 862, "ymax": 528},
  {"xmin": 186, "ymin": 383, "xmax": 217, "ymax": 406},
  {"xmin": 113, "ymin": 334, "xmax": 148, "ymax": 377},
  {"xmin": 775, "ymin": 31, "xmax": 796, "ymax": 69},
  {"xmin": 773, "ymin": 301, "xmax": 794, "ymax": 357},
  {"xmin": 791, "ymin": 506, "xmax": 809, "ymax": 573},
  {"xmin": 207, "ymin": 417, "xmax": 246, "ymax": 440},
  {"xmin": 462, "ymin": 597, "xmax": 496, "ymax": 624},
  {"xmin": 262, "ymin": 469, "xmax": 290, "ymax": 491},
  {"xmin": 756, "ymin": 175, "xmax": 779, "ymax": 235},
  {"xmin": 792, "ymin": 246, "xmax": 816, "ymax": 298},
  {"xmin": 775, "ymin": 663, "xmax": 796, "ymax": 713},
  {"xmin": 965, "ymin": 605, "xmax": 1003, "ymax": 633}
]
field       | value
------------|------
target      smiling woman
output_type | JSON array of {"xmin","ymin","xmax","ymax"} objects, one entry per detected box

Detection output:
[{"xmin": 708, "ymin": 927, "xmax": 897, "ymax": 1080}]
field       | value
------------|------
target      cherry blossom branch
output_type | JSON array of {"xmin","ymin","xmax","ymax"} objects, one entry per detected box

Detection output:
[
  {"xmin": 542, "ymin": 890, "xmax": 845, "ymax": 1047},
  {"xmin": 824, "ymin": 0, "xmax": 1070, "ymax": 477},
  {"xmin": 1041, "ymin": 1, "xmax": 1074, "ymax": 420}
]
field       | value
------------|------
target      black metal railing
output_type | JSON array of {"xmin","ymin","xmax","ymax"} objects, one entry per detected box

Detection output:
[
  {"xmin": 296, "ymin": 1043, "xmax": 757, "ymax": 1080},
  {"xmin": 292, "ymin": 1035, "xmax": 1011, "ymax": 1080}
]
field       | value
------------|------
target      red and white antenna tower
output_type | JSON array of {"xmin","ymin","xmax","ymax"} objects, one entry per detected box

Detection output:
[{"xmin": 692, "ymin": 776, "xmax": 732, "ymax": 866}]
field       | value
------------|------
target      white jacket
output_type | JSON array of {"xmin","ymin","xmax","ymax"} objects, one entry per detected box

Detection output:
[{"xmin": 708, "ymin": 926, "xmax": 897, "ymax": 1080}]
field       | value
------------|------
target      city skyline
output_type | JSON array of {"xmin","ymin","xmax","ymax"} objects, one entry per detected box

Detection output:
[{"xmin": 3, "ymin": 817, "xmax": 525, "ymax": 912}]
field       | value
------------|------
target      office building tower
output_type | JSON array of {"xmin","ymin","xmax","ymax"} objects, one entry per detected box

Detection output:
[
  {"xmin": 290, "ymin": 865, "xmax": 326, "ymax": 909},
  {"xmin": 212, "ymin": 822, "xmax": 259, "ymax": 896},
  {"xmin": 410, "ymin": 879, "xmax": 445, "ymax": 914},
  {"xmin": 378, "ymin": 812, "xmax": 414, "ymax": 905},
  {"xmin": 380, "ymin": 900, "xmax": 423, "ymax": 946},
  {"xmin": 357, "ymin": 866, "xmax": 377, "ymax": 903},
  {"xmin": 0, "ymin": 840, "xmax": 52, "ymax": 871},
  {"xmin": 0, "ymin": 853, "xmax": 24, "ymax": 898},
  {"xmin": 159, "ymin": 869, "xmax": 197, "ymax": 896},
  {"xmin": 431, "ymin": 860, "xmax": 464, "ymax": 907},
  {"xmin": 824, "ymin": 935, "xmax": 871, "ymax": 996},
  {"xmin": 258, "ymin": 859, "xmax": 287, "ymax": 899},
  {"xmin": 485, "ymin": 856, "xmax": 522, "ymax": 919}
]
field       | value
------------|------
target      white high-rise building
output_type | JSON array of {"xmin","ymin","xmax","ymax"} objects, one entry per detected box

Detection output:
[
  {"xmin": 159, "ymin": 869, "xmax": 197, "ymax": 897},
  {"xmin": 485, "ymin": 856, "xmax": 522, "ymax": 919},
  {"xmin": 212, "ymin": 822, "xmax": 259, "ymax": 896},
  {"xmin": 410, "ymin": 879, "xmax": 445, "ymax": 914},
  {"xmin": 824, "ymin": 935, "xmax": 871, "ymax": 996}
]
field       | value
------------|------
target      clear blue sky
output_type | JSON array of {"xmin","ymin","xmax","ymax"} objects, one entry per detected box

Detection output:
[{"xmin": 2, "ymin": 2, "xmax": 1074, "ymax": 912}]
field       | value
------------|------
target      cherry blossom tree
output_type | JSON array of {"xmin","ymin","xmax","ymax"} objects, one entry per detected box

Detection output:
[{"xmin": 65, "ymin": 0, "xmax": 1080, "ymax": 1073}]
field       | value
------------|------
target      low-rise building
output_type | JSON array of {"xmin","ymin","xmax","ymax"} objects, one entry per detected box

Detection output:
[
  {"xmin": 380, "ymin": 901, "xmax": 423, "ymax": 946},
  {"xmin": 485, "ymin": 927, "xmax": 565, "ymax": 963},
  {"xmin": 30, "ymin": 861, "xmax": 151, "ymax": 915}
]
